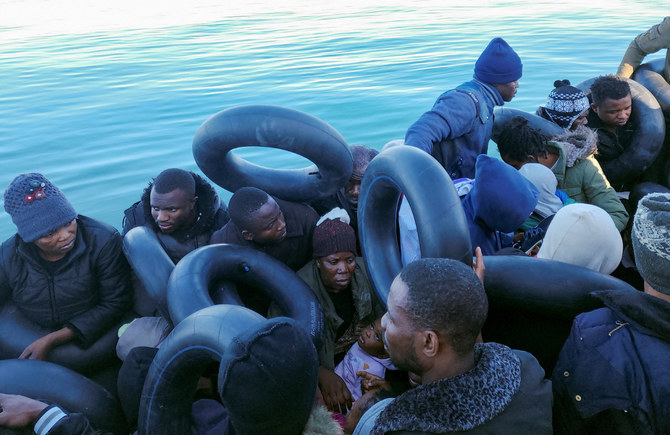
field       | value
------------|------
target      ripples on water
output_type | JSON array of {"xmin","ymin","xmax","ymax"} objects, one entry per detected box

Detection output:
[{"xmin": 0, "ymin": 0, "xmax": 667, "ymax": 239}]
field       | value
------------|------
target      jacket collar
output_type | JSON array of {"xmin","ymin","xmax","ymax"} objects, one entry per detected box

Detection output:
[
  {"xmin": 592, "ymin": 289, "xmax": 670, "ymax": 342},
  {"xmin": 471, "ymin": 78, "xmax": 504, "ymax": 106},
  {"xmin": 373, "ymin": 342, "xmax": 521, "ymax": 434},
  {"xmin": 16, "ymin": 217, "xmax": 86, "ymax": 272}
]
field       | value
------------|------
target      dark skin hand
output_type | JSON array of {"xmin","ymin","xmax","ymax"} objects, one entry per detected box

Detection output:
[
  {"xmin": 0, "ymin": 393, "xmax": 48, "ymax": 428},
  {"xmin": 357, "ymin": 371, "xmax": 390, "ymax": 395},
  {"xmin": 20, "ymin": 327, "xmax": 75, "ymax": 360},
  {"xmin": 473, "ymin": 246, "xmax": 485, "ymax": 284},
  {"xmin": 318, "ymin": 366, "xmax": 352, "ymax": 413}
]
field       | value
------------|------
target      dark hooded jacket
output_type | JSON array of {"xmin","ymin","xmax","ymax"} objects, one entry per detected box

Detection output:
[
  {"xmin": 461, "ymin": 155, "xmax": 539, "ymax": 255},
  {"xmin": 0, "ymin": 215, "xmax": 131, "ymax": 347},
  {"xmin": 553, "ymin": 288, "xmax": 670, "ymax": 435},
  {"xmin": 122, "ymin": 172, "xmax": 229, "ymax": 263}
]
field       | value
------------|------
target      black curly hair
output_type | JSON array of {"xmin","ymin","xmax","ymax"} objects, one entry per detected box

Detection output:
[
  {"xmin": 591, "ymin": 74, "xmax": 630, "ymax": 106},
  {"xmin": 495, "ymin": 116, "xmax": 548, "ymax": 164}
]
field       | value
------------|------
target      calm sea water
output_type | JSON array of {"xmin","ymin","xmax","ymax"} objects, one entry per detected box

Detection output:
[{"xmin": 0, "ymin": 1, "xmax": 667, "ymax": 240}]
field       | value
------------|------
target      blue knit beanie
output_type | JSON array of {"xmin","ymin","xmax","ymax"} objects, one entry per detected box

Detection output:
[
  {"xmin": 3, "ymin": 173, "xmax": 77, "ymax": 242},
  {"xmin": 632, "ymin": 192, "xmax": 670, "ymax": 295},
  {"xmin": 474, "ymin": 37, "xmax": 523, "ymax": 84}
]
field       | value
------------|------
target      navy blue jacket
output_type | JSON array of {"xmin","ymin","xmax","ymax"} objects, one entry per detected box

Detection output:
[
  {"xmin": 553, "ymin": 289, "xmax": 670, "ymax": 435},
  {"xmin": 405, "ymin": 79, "xmax": 503, "ymax": 179}
]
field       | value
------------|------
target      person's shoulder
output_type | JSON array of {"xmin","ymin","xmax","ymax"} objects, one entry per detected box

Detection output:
[
  {"xmin": 78, "ymin": 215, "xmax": 120, "ymax": 238},
  {"xmin": 210, "ymin": 221, "xmax": 241, "ymax": 244},
  {"xmin": 275, "ymin": 197, "xmax": 319, "ymax": 227}
]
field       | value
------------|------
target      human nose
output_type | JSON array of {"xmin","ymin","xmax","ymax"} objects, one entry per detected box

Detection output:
[
  {"xmin": 55, "ymin": 227, "xmax": 69, "ymax": 241},
  {"xmin": 276, "ymin": 214, "xmax": 286, "ymax": 232},
  {"xmin": 156, "ymin": 210, "xmax": 168, "ymax": 222}
]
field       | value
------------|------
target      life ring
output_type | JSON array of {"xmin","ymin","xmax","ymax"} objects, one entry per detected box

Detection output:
[
  {"xmin": 482, "ymin": 255, "xmax": 638, "ymax": 373},
  {"xmin": 576, "ymin": 77, "xmax": 665, "ymax": 187},
  {"xmin": 633, "ymin": 58, "xmax": 670, "ymax": 117},
  {"xmin": 358, "ymin": 145, "xmax": 471, "ymax": 305},
  {"xmin": 166, "ymin": 244, "xmax": 324, "ymax": 351},
  {"xmin": 491, "ymin": 107, "xmax": 565, "ymax": 142},
  {"xmin": 0, "ymin": 359, "xmax": 127, "ymax": 434},
  {"xmin": 0, "ymin": 303, "xmax": 123, "ymax": 375},
  {"xmin": 192, "ymin": 105, "xmax": 353, "ymax": 202},
  {"xmin": 138, "ymin": 304, "xmax": 264, "ymax": 435},
  {"xmin": 123, "ymin": 226, "xmax": 175, "ymax": 324}
]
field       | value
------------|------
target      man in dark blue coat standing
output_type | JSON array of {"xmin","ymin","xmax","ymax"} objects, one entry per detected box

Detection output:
[{"xmin": 404, "ymin": 37, "xmax": 522, "ymax": 179}]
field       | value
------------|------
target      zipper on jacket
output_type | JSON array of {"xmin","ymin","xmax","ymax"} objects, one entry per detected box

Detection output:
[
  {"xmin": 608, "ymin": 320, "xmax": 629, "ymax": 336},
  {"xmin": 47, "ymin": 274, "xmax": 59, "ymax": 325}
]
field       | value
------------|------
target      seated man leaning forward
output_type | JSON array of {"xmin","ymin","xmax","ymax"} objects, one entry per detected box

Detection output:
[
  {"xmin": 354, "ymin": 258, "xmax": 553, "ymax": 435},
  {"xmin": 0, "ymin": 173, "xmax": 131, "ymax": 361},
  {"xmin": 211, "ymin": 186, "xmax": 319, "ymax": 271},
  {"xmin": 122, "ymin": 168, "xmax": 229, "ymax": 263}
]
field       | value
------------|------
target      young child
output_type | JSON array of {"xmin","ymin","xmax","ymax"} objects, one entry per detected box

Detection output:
[{"xmin": 334, "ymin": 318, "xmax": 395, "ymax": 402}]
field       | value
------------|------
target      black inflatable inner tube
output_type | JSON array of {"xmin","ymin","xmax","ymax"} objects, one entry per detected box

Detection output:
[
  {"xmin": 576, "ymin": 77, "xmax": 665, "ymax": 187},
  {"xmin": 358, "ymin": 145, "xmax": 472, "ymax": 306},
  {"xmin": 491, "ymin": 107, "xmax": 565, "ymax": 143},
  {"xmin": 192, "ymin": 105, "xmax": 353, "ymax": 202},
  {"xmin": 633, "ymin": 58, "xmax": 670, "ymax": 117},
  {"xmin": 166, "ymin": 244, "xmax": 324, "ymax": 351},
  {"xmin": 138, "ymin": 305, "xmax": 264, "ymax": 435},
  {"xmin": 123, "ymin": 226, "xmax": 175, "ymax": 325},
  {"xmin": 0, "ymin": 359, "xmax": 127, "ymax": 434},
  {"xmin": 482, "ymin": 255, "xmax": 638, "ymax": 373},
  {"xmin": 0, "ymin": 303, "xmax": 124, "ymax": 375}
]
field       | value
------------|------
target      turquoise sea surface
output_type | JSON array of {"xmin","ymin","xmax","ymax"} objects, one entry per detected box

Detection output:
[{"xmin": 0, "ymin": 1, "xmax": 667, "ymax": 240}]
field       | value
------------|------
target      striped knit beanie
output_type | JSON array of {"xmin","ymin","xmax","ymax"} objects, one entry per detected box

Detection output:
[{"xmin": 542, "ymin": 80, "xmax": 590, "ymax": 129}]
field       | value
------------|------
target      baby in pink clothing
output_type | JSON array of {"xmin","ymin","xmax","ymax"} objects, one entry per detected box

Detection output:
[{"xmin": 334, "ymin": 318, "xmax": 396, "ymax": 401}]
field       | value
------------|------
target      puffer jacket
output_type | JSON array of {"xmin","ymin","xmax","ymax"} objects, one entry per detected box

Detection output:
[
  {"xmin": 553, "ymin": 289, "xmax": 670, "ymax": 434},
  {"xmin": 548, "ymin": 127, "xmax": 629, "ymax": 231},
  {"xmin": 405, "ymin": 79, "xmax": 503, "ymax": 180},
  {"xmin": 0, "ymin": 215, "xmax": 132, "ymax": 347}
]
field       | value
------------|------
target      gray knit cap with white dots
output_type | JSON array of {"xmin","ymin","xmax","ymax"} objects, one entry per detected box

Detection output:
[{"xmin": 3, "ymin": 173, "xmax": 77, "ymax": 242}]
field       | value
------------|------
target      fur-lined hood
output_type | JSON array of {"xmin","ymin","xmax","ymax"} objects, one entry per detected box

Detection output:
[{"xmin": 549, "ymin": 126, "xmax": 598, "ymax": 168}]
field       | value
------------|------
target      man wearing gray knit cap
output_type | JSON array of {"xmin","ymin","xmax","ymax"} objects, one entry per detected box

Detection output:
[{"xmin": 552, "ymin": 192, "xmax": 670, "ymax": 434}]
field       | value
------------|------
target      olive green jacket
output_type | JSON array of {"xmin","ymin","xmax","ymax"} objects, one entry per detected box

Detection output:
[
  {"xmin": 548, "ymin": 137, "xmax": 629, "ymax": 232},
  {"xmin": 618, "ymin": 16, "xmax": 670, "ymax": 82},
  {"xmin": 296, "ymin": 258, "xmax": 384, "ymax": 370}
]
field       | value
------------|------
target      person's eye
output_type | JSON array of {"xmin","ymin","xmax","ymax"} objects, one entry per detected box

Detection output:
[{"xmin": 170, "ymin": 208, "xmax": 178, "ymax": 212}]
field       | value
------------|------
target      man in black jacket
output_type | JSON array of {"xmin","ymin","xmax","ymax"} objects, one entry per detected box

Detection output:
[{"xmin": 122, "ymin": 168, "xmax": 229, "ymax": 263}]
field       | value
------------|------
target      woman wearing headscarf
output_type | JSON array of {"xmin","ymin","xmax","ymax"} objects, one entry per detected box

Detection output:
[{"xmin": 0, "ymin": 173, "xmax": 131, "ymax": 361}]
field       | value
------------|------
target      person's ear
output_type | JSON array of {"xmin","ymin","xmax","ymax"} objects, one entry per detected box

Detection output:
[
  {"xmin": 242, "ymin": 230, "xmax": 254, "ymax": 241},
  {"xmin": 590, "ymin": 102, "xmax": 599, "ymax": 114},
  {"xmin": 190, "ymin": 195, "xmax": 198, "ymax": 209},
  {"xmin": 421, "ymin": 330, "xmax": 440, "ymax": 358}
]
